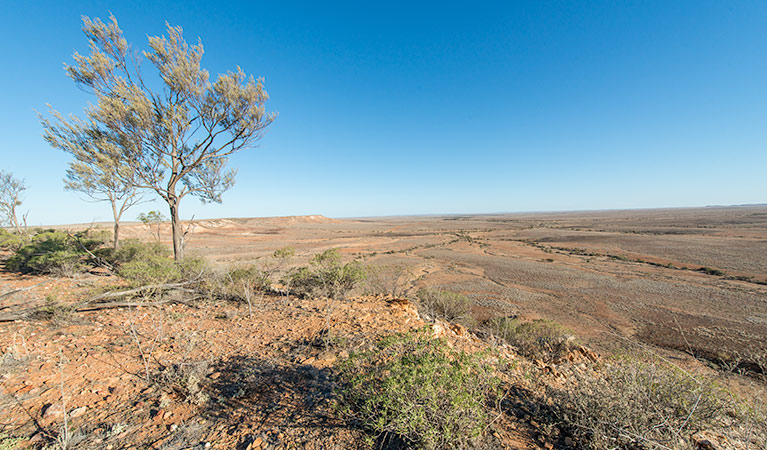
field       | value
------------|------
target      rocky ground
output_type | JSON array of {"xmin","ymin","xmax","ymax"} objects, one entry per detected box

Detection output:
[{"xmin": 0, "ymin": 269, "xmax": 568, "ymax": 449}]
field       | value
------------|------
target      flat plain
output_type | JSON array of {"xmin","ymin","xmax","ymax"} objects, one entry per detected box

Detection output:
[
  {"xmin": 3, "ymin": 205, "xmax": 766, "ymax": 448},
  {"xmin": 116, "ymin": 205, "xmax": 767, "ymax": 369}
]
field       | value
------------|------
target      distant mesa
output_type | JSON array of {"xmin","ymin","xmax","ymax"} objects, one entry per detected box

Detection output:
[{"xmin": 192, "ymin": 215, "xmax": 340, "ymax": 229}]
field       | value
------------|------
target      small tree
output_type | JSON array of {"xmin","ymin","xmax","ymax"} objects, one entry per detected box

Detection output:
[
  {"xmin": 49, "ymin": 15, "xmax": 275, "ymax": 260},
  {"xmin": 40, "ymin": 118, "xmax": 143, "ymax": 249},
  {"xmin": 0, "ymin": 171, "xmax": 27, "ymax": 233},
  {"xmin": 137, "ymin": 210, "xmax": 167, "ymax": 242}
]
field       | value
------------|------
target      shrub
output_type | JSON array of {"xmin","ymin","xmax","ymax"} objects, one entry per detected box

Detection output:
[
  {"xmin": 289, "ymin": 249, "xmax": 366, "ymax": 300},
  {"xmin": 415, "ymin": 288, "xmax": 474, "ymax": 326},
  {"xmin": 487, "ymin": 317, "xmax": 574, "ymax": 362},
  {"xmin": 5, "ymin": 229, "xmax": 108, "ymax": 275},
  {"xmin": 547, "ymin": 356, "xmax": 729, "ymax": 450},
  {"xmin": 202, "ymin": 264, "xmax": 271, "ymax": 314},
  {"xmin": 103, "ymin": 239, "xmax": 170, "ymax": 265},
  {"xmin": 336, "ymin": 328, "xmax": 501, "ymax": 449},
  {"xmin": 113, "ymin": 241, "xmax": 207, "ymax": 286},
  {"xmin": 363, "ymin": 263, "xmax": 413, "ymax": 297},
  {"xmin": 0, "ymin": 228, "xmax": 27, "ymax": 251},
  {"xmin": 698, "ymin": 266, "xmax": 725, "ymax": 276}
]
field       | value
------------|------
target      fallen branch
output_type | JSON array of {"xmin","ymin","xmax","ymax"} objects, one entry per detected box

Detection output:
[
  {"xmin": 74, "ymin": 298, "xmax": 197, "ymax": 312},
  {"xmin": 75, "ymin": 280, "xmax": 199, "ymax": 305},
  {"xmin": 0, "ymin": 280, "xmax": 53, "ymax": 299},
  {"xmin": 0, "ymin": 311, "xmax": 28, "ymax": 322},
  {"xmin": 0, "ymin": 296, "xmax": 198, "ymax": 322}
]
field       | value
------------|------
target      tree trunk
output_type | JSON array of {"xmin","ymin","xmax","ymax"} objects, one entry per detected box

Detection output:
[
  {"xmin": 169, "ymin": 200, "xmax": 183, "ymax": 260},
  {"xmin": 10, "ymin": 203, "xmax": 19, "ymax": 234},
  {"xmin": 111, "ymin": 199, "xmax": 120, "ymax": 249},
  {"xmin": 113, "ymin": 221, "xmax": 120, "ymax": 249}
]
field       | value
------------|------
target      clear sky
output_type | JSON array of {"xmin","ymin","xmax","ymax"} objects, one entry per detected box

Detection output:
[{"xmin": 1, "ymin": 1, "xmax": 765, "ymax": 225}]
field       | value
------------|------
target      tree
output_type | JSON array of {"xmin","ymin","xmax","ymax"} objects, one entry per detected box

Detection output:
[
  {"xmin": 41, "ymin": 116, "xmax": 143, "ymax": 249},
  {"xmin": 137, "ymin": 210, "xmax": 167, "ymax": 242},
  {"xmin": 0, "ymin": 171, "xmax": 27, "ymax": 233},
  {"xmin": 48, "ymin": 15, "xmax": 275, "ymax": 259}
]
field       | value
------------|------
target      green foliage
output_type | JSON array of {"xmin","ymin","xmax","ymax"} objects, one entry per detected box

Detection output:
[
  {"xmin": 46, "ymin": 14, "xmax": 275, "ymax": 259},
  {"xmin": 487, "ymin": 317, "xmax": 574, "ymax": 362},
  {"xmin": 6, "ymin": 229, "xmax": 108, "ymax": 275},
  {"xmin": 698, "ymin": 266, "xmax": 725, "ymax": 276},
  {"xmin": 100, "ymin": 238, "xmax": 207, "ymax": 286},
  {"xmin": 118, "ymin": 251, "xmax": 206, "ymax": 287},
  {"xmin": 137, "ymin": 211, "xmax": 167, "ymax": 225},
  {"xmin": 0, "ymin": 433, "xmax": 21, "ymax": 450},
  {"xmin": 105, "ymin": 239, "xmax": 170, "ymax": 264},
  {"xmin": 137, "ymin": 211, "xmax": 167, "ymax": 241},
  {"xmin": 201, "ymin": 264, "xmax": 272, "ymax": 305},
  {"xmin": 337, "ymin": 328, "xmax": 501, "ymax": 449},
  {"xmin": 289, "ymin": 249, "xmax": 366, "ymax": 299},
  {"xmin": 272, "ymin": 246, "xmax": 295, "ymax": 260},
  {"xmin": 415, "ymin": 288, "xmax": 474, "ymax": 326},
  {"xmin": 0, "ymin": 228, "xmax": 27, "ymax": 251},
  {"xmin": 548, "ymin": 356, "xmax": 730, "ymax": 449},
  {"xmin": 0, "ymin": 170, "xmax": 26, "ymax": 232}
]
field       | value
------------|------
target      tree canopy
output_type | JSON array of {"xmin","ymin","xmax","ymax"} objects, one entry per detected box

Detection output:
[
  {"xmin": 45, "ymin": 15, "xmax": 275, "ymax": 258},
  {"xmin": 0, "ymin": 171, "xmax": 27, "ymax": 233}
]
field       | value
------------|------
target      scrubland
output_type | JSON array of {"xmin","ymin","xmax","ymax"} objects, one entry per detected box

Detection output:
[{"xmin": 1, "ymin": 206, "xmax": 766, "ymax": 449}]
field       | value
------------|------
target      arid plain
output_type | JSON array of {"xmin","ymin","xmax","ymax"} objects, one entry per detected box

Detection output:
[
  {"xmin": 3, "ymin": 205, "xmax": 765, "ymax": 448},
  {"xmin": 121, "ymin": 205, "xmax": 767, "ymax": 371}
]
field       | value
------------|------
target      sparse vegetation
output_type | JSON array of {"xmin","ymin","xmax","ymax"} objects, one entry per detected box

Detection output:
[
  {"xmin": 289, "ymin": 249, "xmax": 366, "ymax": 300},
  {"xmin": 415, "ymin": 288, "xmax": 475, "ymax": 326},
  {"xmin": 488, "ymin": 317, "xmax": 575, "ymax": 362},
  {"xmin": 45, "ymin": 14, "xmax": 275, "ymax": 259},
  {"xmin": 546, "ymin": 356, "xmax": 732, "ymax": 450},
  {"xmin": 0, "ymin": 171, "xmax": 27, "ymax": 233},
  {"xmin": 6, "ymin": 229, "xmax": 109, "ymax": 276},
  {"xmin": 0, "ymin": 433, "xmax": 21, "ymax": 450},
  {"xmin": 0, "ymin": 228, "xmax": 27, "ymax": 251},
  {"xmin": 41, "ymin": 112, "xmax": 144, "ymax": 250},
  {"xmin": 363, "ymin": 263, "xmax": 413, "ymax": 297},
  {"xmin": 137, "ymin": 211, "xmax": 167, "ymax": 243},
  {"xmin": 118, "ymin": 250, "xmax": 207, "ymax": 287},
  {"xmin": 336, "ymin": 328, "xmax": 502, "ymax": 449}
]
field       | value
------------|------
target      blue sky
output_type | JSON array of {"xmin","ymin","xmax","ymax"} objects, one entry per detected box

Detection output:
[{"xmin": 1, "ymin": 1, "xmax": 765, "ymax": 225}]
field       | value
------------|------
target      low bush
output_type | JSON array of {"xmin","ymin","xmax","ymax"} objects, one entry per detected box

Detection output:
[
  {"xmin": 5, "ymin": 229, "xmax": 109, "ymax": 275},
  {"xmin": 415, "ymin": 288, "xmax": 474, "ymax": 326},
  {"xmin": 103, "ymin": 239, "xmax": 170, "ymax": 265},
  {"xmin": 201, "ymin": 264, "xmax": 271, "ymax": 314},
  {"xmin": 363, "ymin": 263, "xmax": 413, "ymax": 297},
  {"xmin": 0, "ymin": 228, "xmax": 28, "ymax": 251},
  {"xmin": 118, "ymin": 252, "xmax": 207, "ymax": 287},
  {"xmin": 547, "ymin": 356, "xmax": 730, "ymax": 450},
  {"xmin": 487, "ymin": 317, "xmax": 574, "ymax": 362},
  {"xmin": 336, "ymin": 328, "xmax": 501, "ymax": 449},
  {"xmin": 289, "ymin": 249, "xmax": 366, "ymax": 300}
]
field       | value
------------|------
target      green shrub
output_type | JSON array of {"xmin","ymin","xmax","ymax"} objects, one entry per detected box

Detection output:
[
  {"xmin": 415, "ymin": 288, "xmax": 474, "ymax": 326},
  {"xmin": 336, "ymin": 328, "xmax": 501, "ymax": 449},
  {"xmin": 115, "ymin": 241, "xmax": 207, "ymax": 286},
  {"xmin": 488, "ymin": 317, "xmax": 574, "ymax": 362},
  {"xmin": 289, "ymin": 249, "xmax": 365, "ymax": 299},
  {"xmin": 203, "ymin": 264, "xmax": 271, "ymax": 306},
  {"xmin": 698, "ymin": 266, "xmax": 725, "ymax": 276},
  {"xmin": 0, "ymin": 433, "xmax": 21, "ymax": 450},
  {"xmin": 5, "ymin": 229, "xmax": 108, "ymax": 275},
  {"xmin": 548, "ymin": 356, "xmax": 730, "ymax": 449},
  {"xmin": 119, "ymin": 254, "xmax": 206, "ymax": 286},
  {"xmin": 0, "ymin": 228, "xmax": 27, "ymax": 251},
  {"xmin": 104, "ymin": 239, "xmax": 170, "ymax": 265}
]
